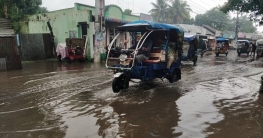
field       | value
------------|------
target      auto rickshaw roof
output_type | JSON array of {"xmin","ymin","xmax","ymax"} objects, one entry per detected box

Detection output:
[
  {"xmin": 117, "ymin": 20, "xmax": 184, "ymax": 33},
  {"xmin": 216, "ymin": 37, "xmax": 229, "ymax": 42},
  {"xmin": 184, "ymin": 34, "xmax": 196, "ymax": 41}
]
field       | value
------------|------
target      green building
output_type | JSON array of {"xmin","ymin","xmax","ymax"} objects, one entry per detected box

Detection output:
[{"xmin": 21, "ymin": 3, "xmax": 139, "ymax": 60}]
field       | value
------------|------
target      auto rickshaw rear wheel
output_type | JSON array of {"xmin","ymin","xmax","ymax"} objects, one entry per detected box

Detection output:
[{"xmin": 168, "ymin": 69, "xmax": 179, "ymax": 83}]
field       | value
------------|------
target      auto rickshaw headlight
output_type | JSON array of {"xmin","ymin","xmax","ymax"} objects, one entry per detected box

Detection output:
[{"xmin": 119, "ymin": 54, "xmax": 127, "ymax": 61}]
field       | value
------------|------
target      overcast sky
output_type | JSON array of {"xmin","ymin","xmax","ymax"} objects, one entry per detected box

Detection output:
[{"xmin": 41, "ymin": 0, "xmax": 263, "ymax": 32}]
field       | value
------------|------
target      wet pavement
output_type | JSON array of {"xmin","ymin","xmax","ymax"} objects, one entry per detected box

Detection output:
[{"xmin": 0, "ymin": 50, "xmax": 263, "ymax": 138}]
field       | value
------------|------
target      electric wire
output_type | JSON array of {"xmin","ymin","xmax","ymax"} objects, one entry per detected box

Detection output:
[
  {"xmin": 188, "ymin": 0, "xmax": 210, "ymax": 11},
  {"xmin": 111, "ymin": 0, "xmax": 231, "ymax": 25}
]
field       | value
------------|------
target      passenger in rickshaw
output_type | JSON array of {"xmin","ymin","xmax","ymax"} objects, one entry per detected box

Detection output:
[{"xmin": 167, "ymin": 41, "xmax": 178, "ymax": 69}]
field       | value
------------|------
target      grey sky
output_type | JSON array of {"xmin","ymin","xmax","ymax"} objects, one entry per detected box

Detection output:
[{"xmin": 41, "ymin": 0, "xmax": 263, "ymax": 31}]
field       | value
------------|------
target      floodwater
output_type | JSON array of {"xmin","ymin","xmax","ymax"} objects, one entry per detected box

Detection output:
[{"xmin": 0, "ymin": 50, "xmax": 262, "ymax": 138}]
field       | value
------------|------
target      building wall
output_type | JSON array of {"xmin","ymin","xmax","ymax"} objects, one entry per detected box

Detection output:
[
  {"xmin": 26, "ymin": 8, "xmax": 91, "ymax": 44},
  {"xmin": 21, "ymin": 3, "xmax": 140, "ymax": 61},
  {"xmin": 21, "ymin": 8, "xmax": 92, "ymax": 59},
  {"xmin": 75, "ymin": 3, "xmax": 139, "ymax": 21},
  {"xmin": 75, "ymin": 3, "xmax": 95, "ymax": 14},
  {"xmin": 105, "ymin": 5, "xmax": 123, "ymax": 19}
]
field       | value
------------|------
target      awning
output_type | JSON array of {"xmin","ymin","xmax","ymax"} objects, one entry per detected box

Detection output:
[{"xmin": 105, "ymin": 17, "xmax": 130, "ymax": 24}]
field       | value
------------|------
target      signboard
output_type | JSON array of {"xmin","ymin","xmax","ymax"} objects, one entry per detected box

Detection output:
[
  {"xmin": 238, "ymin": 32, "xmax": 245, "ymax": 38},
  {"xmin": 222, "ymin": 33, "xmax": 235, "ymax": 39},
  {"xmin": 251, "ymin": 34, "xmax": 259, "ymax": 40},
  {"xmin": 139, "ymin": 13, "xmax": 153, "ymax": 21}
]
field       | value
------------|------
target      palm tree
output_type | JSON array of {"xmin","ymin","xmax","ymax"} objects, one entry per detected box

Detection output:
[
  {"xmin": 149, "ymin": 0, "xmax": 169, "ymax": 22},
  {"xmin": 167, "ymin": 0, "xmax": 192, "ymax": 24}
]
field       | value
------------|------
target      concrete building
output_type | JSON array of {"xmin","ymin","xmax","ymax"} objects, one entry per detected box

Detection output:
[
  {"xmin": 0, "ymin": 18, "xmax": 22, "ymax": 71},
  {"xmin": 21, "ymin": 3, "xmax": 139, "ymax": 61}
]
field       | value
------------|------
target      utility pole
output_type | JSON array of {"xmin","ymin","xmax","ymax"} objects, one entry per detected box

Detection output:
[
  {"xmin": 235, "ymin": 11, "xmax": 239, "ymax": 43},
  {"xmin": 94, "ymin": 0, "xmax": 105, "ymax": 63}
]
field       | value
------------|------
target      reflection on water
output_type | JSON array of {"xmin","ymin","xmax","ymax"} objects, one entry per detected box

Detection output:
[
  {"xmin": 106, "ymin": 87, "xmax": 182, "ymax": 138},
  {"xmin": 0, "ymin": 54, "xmax": 262, "ymax": 138}
]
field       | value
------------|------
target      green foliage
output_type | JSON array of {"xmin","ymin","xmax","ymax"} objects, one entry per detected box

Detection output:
[
  {"xmin": 183, "ymin": 18, "xmax": 195, "ymax": 24},
  {"xmin": 149, "ymin": 0, "xmax": 192, "ymax": 24},
  {"xmin": 167, "ymin": 0, "xmax": 192, "ymax": 24},
  {"xmin": 124, "ymin": 9, "xmax": 132, "ymax": 15},
  {"xmin": 195, "ymin": 7, "xmax": 231, "ymax": 31},
  {"xmin": 220, "ymin": 0, "xmax": 263, "ymax": 25},
  {"xmin": 225, "ymin": 16, "xmax": 257, "ymax": 33},
  {"xmin": 149, "ymin": 0, "xmax": 168, "ymax": 23},
  {"xmin": 0, "ymin": 0, "xmax": 48, "ymax": 33}
]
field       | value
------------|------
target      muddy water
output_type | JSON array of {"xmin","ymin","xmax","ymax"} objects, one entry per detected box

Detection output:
[{"xmin": 0, "ymin": 51, "xmax": 262, "ymax": 138}]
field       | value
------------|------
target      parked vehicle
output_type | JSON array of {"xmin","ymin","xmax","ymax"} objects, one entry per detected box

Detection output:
[
  {"xmin": 106, "ymin": 20, "xmax": 184, "ymax": 93},
  {"xmin": 256, "ymin": 39, "xmax": 263, "ymax": 59},
  {"xmin": 236, "ymin": 40, "xmax": 250, "ymax": 56},
  {"xmin": 215, "ymin": 37, "xmax": 229, "ymax": 57},
  {"xmin": 56, "ymin": 38, "xmax": 86, "ymax": 62}
]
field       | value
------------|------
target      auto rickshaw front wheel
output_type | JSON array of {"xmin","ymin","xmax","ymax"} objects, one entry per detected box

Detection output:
[
  {"xmin": 238, "ymin": 52, "xmax": 241, "ymax": 56},
  {"xmin": 112, "ymin": 75, "xmax": 129, "ymax": 93},
  {"xmin": 112, "ymin": 77, "xmax": 122, "ymax": 93},
  {"xmin": 216, "ymin": 53, "xmax": 219, "ymax": 57}
]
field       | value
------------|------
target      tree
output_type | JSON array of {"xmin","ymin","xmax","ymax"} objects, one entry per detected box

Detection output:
[
  {"xmin": 0, "ymin": 0, "xmax": 48, "ymax": 33},
  {"xmin": 149, "ymin": 0, "xmax": 168, "ymax": 22},
  {"xmin": 124, "ymin": 9, "xmax": 132, "ymax": 15},
  {"xmin": 149, "ymin": 0, "xmax": 192, "ymax": 24},
  {"xmin": 195, "ymin": 7, "xmax": 231, "ymax": 31},
  {"xmin": 220, "ymin": 0, "xmax": 263, "ymax": 25},
  {"xmin": 167, "ymin": 0, "xmax": 192, "ymax": 24},
  {"xmin": 226, "ymin": 16, "xmax": 257, "ymax": 33},
  {"xmin": 183, "ymin": 17, "xmax": 195, "ymax": 24}
]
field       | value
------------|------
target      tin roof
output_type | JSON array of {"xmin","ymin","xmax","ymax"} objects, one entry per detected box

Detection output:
[
  {"xmin": 0, "ymin": 18, "xmax": 15, "ymax": 37},
  {"xmin": 176, "ymin": 24, "xmax": 214, "ymax": 35}
]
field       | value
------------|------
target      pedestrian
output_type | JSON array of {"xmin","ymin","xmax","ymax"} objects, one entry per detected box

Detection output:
[{"xmin": 250, "ymin": 42, "xmax": 257, "ymax": 57}]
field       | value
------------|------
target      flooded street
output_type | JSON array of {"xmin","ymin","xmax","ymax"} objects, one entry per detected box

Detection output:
[{"xmin": 0, "ymin": 50, "xmax": 263, "ymax": 138}]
